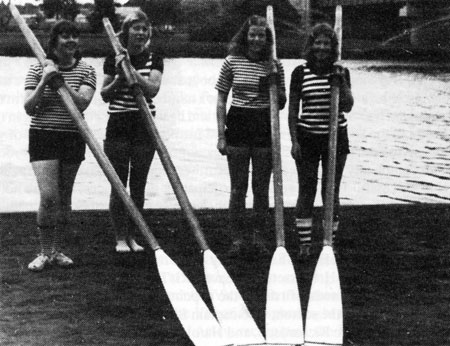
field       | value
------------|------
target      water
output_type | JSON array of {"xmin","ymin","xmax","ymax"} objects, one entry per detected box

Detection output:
[{"xmin": 0, "ymin": 57, "xmax": 449, "ymax": 213}]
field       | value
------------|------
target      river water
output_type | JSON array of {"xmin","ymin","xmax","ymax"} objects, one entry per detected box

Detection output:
[{"xmin": 0, "ymin": 57, "xmax": 449, "ymax": 212}]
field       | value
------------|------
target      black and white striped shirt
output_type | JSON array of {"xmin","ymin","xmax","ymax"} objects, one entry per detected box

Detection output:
[
  {"xmin": 215, "ymin": 55, "xmax": 285, "ymax": 109},
  {"xmin": 290, "ymin": 63, "xmax": 349, "ymax": 135},
  {"xmin": 103, "ymin": 50, "xmax": 164, "ymax": 115},
  {"xmin": 25, "ymin": 59, "xmax": 96, "ymax": 132}
]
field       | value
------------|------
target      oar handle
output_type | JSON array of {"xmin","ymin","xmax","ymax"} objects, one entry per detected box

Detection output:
[
  {"xmin": 10, "ymin": 3, "xmax": 161, "ymax": 251},
  {"xmin": 102, "ymin": 18, "xmax": 210, "ymax": 252},
  {"xmin": 9, "ymin": 4, "xmax": 46, "ymax": 64},
  {"xmin": 323, "ymin": 79, "xmax": 339, "ymax": 246},
  {"xmin": 267, "ymin": 5, "xmax": 285, "ymax": 247},
  {"xmin": 102, "ymin": 19, "xmax": 139, "ymax": 86},
  {"xmin": 335, "ymin": 5, "xmax": 343, "ymax": 61},
  {"xmin": 324, "ymin": 5, "xmax": 343, "ymax": 246}
]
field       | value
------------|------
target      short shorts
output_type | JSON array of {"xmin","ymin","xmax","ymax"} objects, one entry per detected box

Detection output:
[
  {"xmin": 225, "ymin": 106, "xmax": 271, "ymax": 148},
  {"xmin": 296, "ymin": 127, "xmax": 350, "ymax": 160},
  {"xmin": 29, "ymin": 129, "xmax": 86, "ymax": 163},
  {"xmin": 105, "ymin": 111, "xmax": 154, "ymax": 145}
]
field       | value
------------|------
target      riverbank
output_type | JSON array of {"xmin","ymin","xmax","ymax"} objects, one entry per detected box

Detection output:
[
  {"xmin": 2, "ymin": 31, "xmax": 450, "ymax": 61},
  {"xmin": 1, "ymin": 204, "xmax": 450, "ymax": 345}
]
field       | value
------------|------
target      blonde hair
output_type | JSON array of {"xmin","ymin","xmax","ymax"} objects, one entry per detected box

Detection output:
[{"xmin": 118, "ymin": 9, "xmax": 151, "ymax": 48}]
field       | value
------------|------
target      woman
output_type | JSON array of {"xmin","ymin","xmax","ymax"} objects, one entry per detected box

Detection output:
[
  {"xmin": 215, "ymin": 15, "xmax": 286, "ymax": 257},
  {"xmin": 24, "ymin": 20, "xmax": 96, "ymax": 271},
  {"xmin": 288, "ymin": 23, "xmax": 354, "ymax": 258},
  {"xmin": 101, "ymin": 10, "xmax": 163, "ymax": 253}
]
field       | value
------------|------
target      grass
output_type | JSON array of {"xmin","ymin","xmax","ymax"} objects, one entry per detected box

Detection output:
[{"xmin": 1, "ymin": 204, "xmax": 450, "ymax": 345}]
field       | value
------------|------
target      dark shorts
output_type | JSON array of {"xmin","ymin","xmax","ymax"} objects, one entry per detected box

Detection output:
[
  {"xmin": 297, "ymin": 127, "xmax": 350, "ymax": 160},
  {"xmin": 225, "ymin": 106, "xmax": 271, "ymax": 148},
  {"xmin": 29, "ymin": 129, "xmax": 86, "ymax": 163},
  {"xmin": 105, "ymin": 111, "xmax": 153, "ymax": 145}
]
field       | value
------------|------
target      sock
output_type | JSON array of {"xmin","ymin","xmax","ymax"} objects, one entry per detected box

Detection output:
[
  {"xmin": 37, "ymin": 225, "xmax": 54, "ymax": 256},
  {"xmin": 52, "ymin": 223, "xmax": 65, "ymax": 253},
  {"xmin": 295, "ymin": 218, "xmax": 312, "ymax": 246}
]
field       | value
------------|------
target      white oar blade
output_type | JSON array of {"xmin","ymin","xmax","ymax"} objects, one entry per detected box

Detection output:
[
  {"xmin": 203, "ymin": 250, "xmax": 265, "ymax": 345},
  {"xmin": 266, "ymin": 246, "xmax": 304, "ymax": 345},
  {"xmin": 155, "ymin": 249, "xmax": 229, "ymax": 346},
  {"xmin": 305, "ymin": 246, "xmax": 343, "ymax": 346}
]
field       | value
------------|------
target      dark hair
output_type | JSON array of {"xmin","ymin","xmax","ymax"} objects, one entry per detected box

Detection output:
[
  {"xmin": 118, "ymin": 9, "xmax": 151, "ymax": 48},
  {"xmin": 46, "ymin": 20, "xmax": 81, "ymax": 61},
  {"xmin": 228, "ymin": 15, "xmax": 273, "ymax": 61},
  {"xmin": 303, "ymin": 23, "xmax": 339, "ymax": 66}
]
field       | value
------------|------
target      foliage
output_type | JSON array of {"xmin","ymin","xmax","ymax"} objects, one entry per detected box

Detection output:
[
  {"xmin": 41, "ymin": 0, "xmax": 80, "ymax": 21},
  {"xmin": 142, "ymin": 0, "xmax": 182, "ymax": 26},
  {"xmin": 180, "ymin": 0, "xmax": 302, "ymax": 43},
  {"xmin": 86, "ymin": 0, "xmax": 119, "ymax": 33},
  {"xmin": 0, "ymin": 2, "xmax": 13, "ymax": 32}
]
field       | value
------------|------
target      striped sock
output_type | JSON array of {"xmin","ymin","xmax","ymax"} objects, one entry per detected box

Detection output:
[
  {"xmin": 295, "ymin": 218, "xmax": 312, "ymax": 246},
  {"xmin": 37, "ymin": 225, "xmax": 54, "ymax": 255}
]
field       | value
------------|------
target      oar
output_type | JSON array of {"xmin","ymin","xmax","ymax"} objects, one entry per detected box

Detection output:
[
  {"xmin": 102, "ymin": 18, "xmax": 265, "ymax": 346},
  {"xmin": 265, "ymin": 5, "xmax": 304, "ymax": 345},
  {"xmin": 9, "ymin": 4, "xmax": 228, "ymax": 346},
  {"xmin": 304, "ymin": 5, "xmax": 344, "ymax": 346}
]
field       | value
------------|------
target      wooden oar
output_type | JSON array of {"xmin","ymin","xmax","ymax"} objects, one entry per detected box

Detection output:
[
  {"xmin": 9, "ymin": 4, "xmax": 228, "ymax": 346},
  {"xmin": 102, "ymin": 18, "xmax": 265, "ymax": 346},
  {"xmin": 304, "ymin": 5, "xmax": 344, "ymax": 346},
  {"xmin": 265, "ymin": 5, "xmax": 304, "ymax": 345}
]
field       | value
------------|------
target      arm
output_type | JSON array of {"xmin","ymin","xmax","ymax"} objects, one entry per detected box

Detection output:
[
  {"xmin": 116, "ymin": 52, "xmax": 163, "ymax": 100},
  {"xmin": 216, "ymin": 90, "xmax": 229, "ymax": 155},
  {"xmin": 133, "ymin": 68, "xmax": 162, "ymax": 99},
  {"xmin": 288, "ymin": 67, "xmax": 303, "ymax": 160},
  {"xmin": 288, "ymin": 89, "xmax": 302, "ymax": 161},
  {"xmin": 24, "ymin": 61, "xmax": 58, "ymax": 115},
  {"xmin": 276, "ymin": 60, "xmax": 287, "ymax": 110},
  {"xmin": 100, "ymin": 73, "xmax": 125, "ymax": 103},
  {"xmin": 337, "ymin": 67, "xmax": 354, "ymax": 113},
  {"xmin": 63, "ymin": 83, "xmax": 95, "ymax": 112}
]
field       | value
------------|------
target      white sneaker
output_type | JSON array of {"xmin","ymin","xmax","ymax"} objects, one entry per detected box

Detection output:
[
  {"xmin": 28, "ymin": 254, "xmax": 51, "ymax": 272},
  {"xmin": 115, "ymin": 240, "xmax": 131, "ymax": 253},
  {"xmin": 51, "ymin": 251, "xmax": 74, "ymax": 267},
  {"xmin": 129, "ymin": 239, "xmax": 144, "ymax": 252}
]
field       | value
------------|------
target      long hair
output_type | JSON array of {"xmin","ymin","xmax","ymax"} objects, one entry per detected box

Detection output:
[
  {"xmin": 46, "ymin": 20, "xmax": 81, "ymax": 62},
  {"xmin": 228, "ymin": 15, "xmax": 273, "ymax": 61},
  {"xmin": 117, "ymin": 9, "xmax": 151, "ymax": 48},
  {"xmin": 303, "ymin": 23, "xmax": 339, "ymax": 67}
]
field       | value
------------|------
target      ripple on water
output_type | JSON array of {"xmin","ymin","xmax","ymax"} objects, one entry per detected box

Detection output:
[{"xmin": 1, "ymin": 58, "xmax": 450, "ymax": 211}]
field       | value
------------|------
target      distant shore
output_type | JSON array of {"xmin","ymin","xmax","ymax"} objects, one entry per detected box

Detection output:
[{"xmin": 1, "ymin": 31, "xmax": 450, "ymax": 61}]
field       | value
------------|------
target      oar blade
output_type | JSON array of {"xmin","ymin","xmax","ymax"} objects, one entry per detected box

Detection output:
[
  {"xmin": 305, "ymin": 246, "xmax": 343, "ymax": 346},
  {"xmin": 203, "ymin": 250, "xmax": 265, "ymax": 345},
  {"xmin": 266, "ymin": 246, "xmax": 304, "ymax": 345},
  {"xmin": 155, "ymin": 249, "xmax": 229, "ymax": 346}
]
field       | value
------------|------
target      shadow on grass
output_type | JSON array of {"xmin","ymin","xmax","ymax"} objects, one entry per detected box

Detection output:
[{"xmin": 1, "ymin": 204, "xmax": 450, "ymax": 345}]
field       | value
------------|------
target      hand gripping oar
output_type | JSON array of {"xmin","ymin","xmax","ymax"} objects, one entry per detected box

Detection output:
[
  {"xmin": 264, "ymin": 6, "xmax": 304, "ymax": 346},
  {"xmin": 102, "ymin": 18, "xmax": 265, "ymax": 346},
  {"xmin": 304, "ymin": 5, "xmax": 344, "ymax": 346},
  {"xmin": 9, "ymin": 4, "xmax": 228, "ymax": 346}
]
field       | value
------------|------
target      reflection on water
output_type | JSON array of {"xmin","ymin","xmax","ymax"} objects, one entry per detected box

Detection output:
[{"xmin": 0, "ymin": 58, "xmax": 449, "ymax": 212}]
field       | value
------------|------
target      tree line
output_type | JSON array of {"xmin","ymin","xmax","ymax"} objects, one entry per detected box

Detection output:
[{"xmin": 1, "ymin": 0, "xmax": 305, "ymax": 42}]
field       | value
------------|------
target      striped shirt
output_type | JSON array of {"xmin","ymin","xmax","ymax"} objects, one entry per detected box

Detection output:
[
  {"xmin": 215, "ymin": 55, "xmax": 285, "ymax": 109},
  {"xmin": 25, "ymin": 59, "xmax": 96, "ymax": 133},
  {"xmin": 290, "ymin": 63, "xmax": 349, "ymax": 135},
  {"xmin": 103, "ymin": 50, "xmax": 163, "ymax": 115}
]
